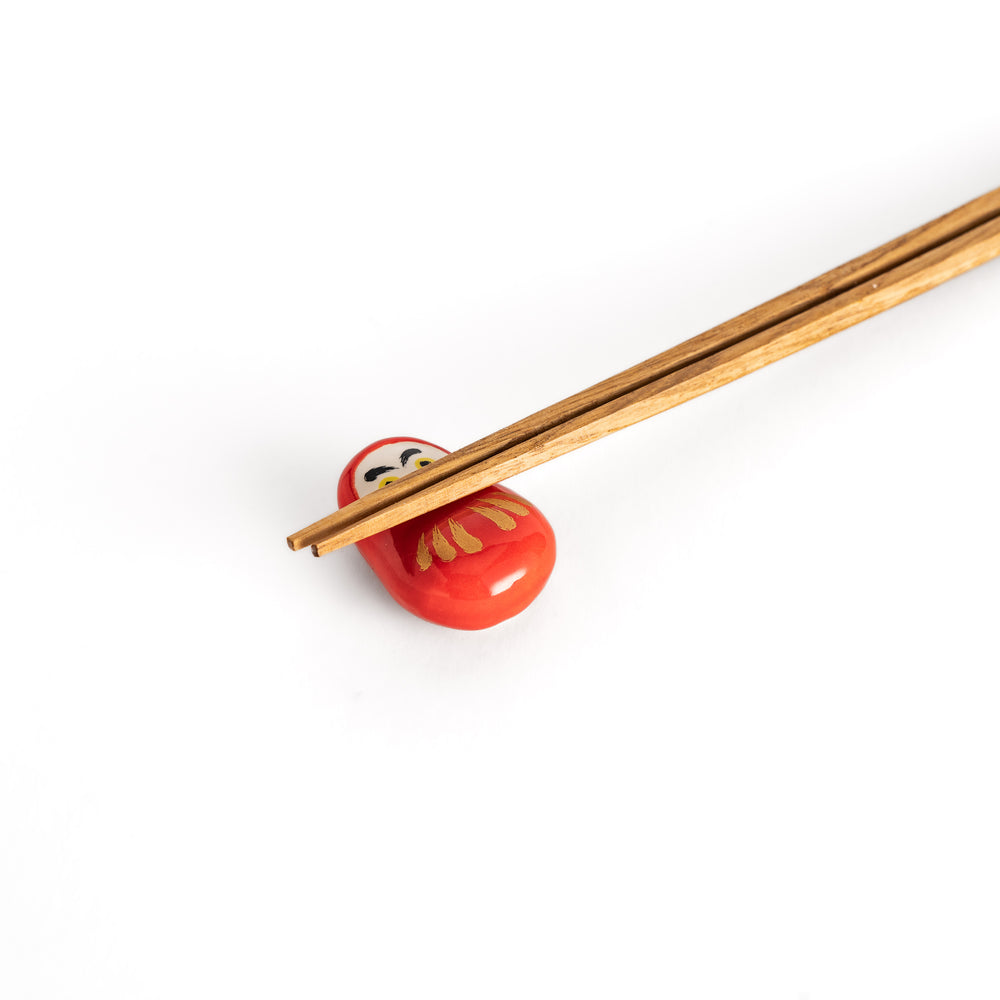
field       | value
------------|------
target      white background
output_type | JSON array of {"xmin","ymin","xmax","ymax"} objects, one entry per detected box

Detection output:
[{"xmin": 2, "ymin": 2, "xmax": 999, "ymax": 997}]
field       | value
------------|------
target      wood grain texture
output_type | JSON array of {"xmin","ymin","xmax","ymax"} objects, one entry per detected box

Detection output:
[
  {"xmin": 287, "ymin": 188, "xmax": 1000, "ymax": 557},
  {"xmin": 308, "ymin": 216, "xmax": 1000, "ymax": 556}
]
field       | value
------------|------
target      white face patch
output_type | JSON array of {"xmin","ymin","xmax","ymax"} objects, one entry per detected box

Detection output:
[{"xmin": 353, "ymin": 440, "xmax": 449, "ymax": 499}]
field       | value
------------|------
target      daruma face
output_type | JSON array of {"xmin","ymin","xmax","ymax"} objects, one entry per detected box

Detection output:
[
  {"xmin": 352, "ymin": 440, "xmax": 449, "ymax": 499},
  {"xmin": 338, "ymin": 436, "xmax": 556, "ymax": 630}
]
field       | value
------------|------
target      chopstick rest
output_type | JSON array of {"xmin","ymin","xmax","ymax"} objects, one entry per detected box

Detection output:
[{"xmin": 338, "ymin": 436, "xmax": 557, "ymax": 630}]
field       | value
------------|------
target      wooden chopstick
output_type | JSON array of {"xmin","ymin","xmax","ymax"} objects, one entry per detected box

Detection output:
[{"xmin": 289, "ymin": 188, "xmax": 1000, "ymax": 557}]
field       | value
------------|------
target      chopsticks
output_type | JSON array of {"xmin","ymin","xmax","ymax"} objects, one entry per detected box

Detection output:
[{"xmin": 288, "ymin": 187, "xmax": 1000, "ymax": 557}]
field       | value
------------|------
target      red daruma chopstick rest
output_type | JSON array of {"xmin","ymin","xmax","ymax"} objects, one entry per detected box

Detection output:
[{"xmin": 338, "ymin": 437, "xmax": 556, "ymax": 629}]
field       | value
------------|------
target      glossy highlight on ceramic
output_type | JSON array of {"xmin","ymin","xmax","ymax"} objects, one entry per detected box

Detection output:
[{"xmin": 338, "ymin": 437, "xmax": 556, "ymax": 630}]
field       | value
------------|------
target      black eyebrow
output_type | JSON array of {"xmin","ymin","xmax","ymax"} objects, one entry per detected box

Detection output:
[
  {"xmin": 363, "ymin": 465, "xmax": 396, "ymax": 482},
  {"xmin": 399, "ymin": 448, "xmax": 422, "ymax": 467}
]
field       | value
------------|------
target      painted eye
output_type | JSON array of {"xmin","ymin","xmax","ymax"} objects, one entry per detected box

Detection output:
[
  {"xmin": 414, "ymin": 458, "xmax": 434, "ymax": 469},
  {"xmin": 378, "ymin": 475, "xmax": 399, "ymax": 489}
]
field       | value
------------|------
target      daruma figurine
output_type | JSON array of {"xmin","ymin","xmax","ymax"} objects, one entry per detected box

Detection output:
[{"xmin": 338, "ymin": 437, "xmax": 556, "ymax": 629}]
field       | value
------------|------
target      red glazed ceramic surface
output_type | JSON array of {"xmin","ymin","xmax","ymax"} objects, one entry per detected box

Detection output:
[{"xmin": 338, "ymin": 437, "xmax": 556, "ymax": 630}]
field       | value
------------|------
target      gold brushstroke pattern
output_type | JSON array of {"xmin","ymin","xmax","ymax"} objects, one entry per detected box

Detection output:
[
  {"xmin": 484, "ymin": 492, "xmax": 532, "ymax": 510},
  {"xmin": 413, "ymin": 494, "xmax": 531, "ymax": 570},
  {"xmin": 471, "ymin": 505, "xmax": 517, "ymax": 531},
  {"xmin": 481, "ymin": 496, "xmax": 531, "ymax": 517},
  {"xmin": 448, "ymin": 519, "xmax": 483, "ymax": 553},
  {"xmin": 416, "ymin": 533, "xmax": 433, "ymax": 571},
  {"xmin": 431, "ymin": 524, "xmax": 457, "ymax": 561}
]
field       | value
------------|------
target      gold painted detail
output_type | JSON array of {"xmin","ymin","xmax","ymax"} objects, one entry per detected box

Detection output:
[
  {"xmin": 416, "ymin": 533, "xmax": 433, "ymax": 571},
  {"xmin": 449, "ymin": 519, "xmax": 483, "ymax": 553},
  {"xmin": 481, "ymin": 496, "xmax": 531, "ymax": 516},
  {"xmin": 470, "ymin": 505, "xmax": 517, "ymax": 531},
  {"xmin": 431, "ymin": 524, "xmax": 457, "ymax": 562},
  {"xmin": 414, "ymin": 495, "xmax": 532, "ymax": 571},
  {"xmin": 484, "ymin": 491, "xmax": 531, "ymax": 508}
]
